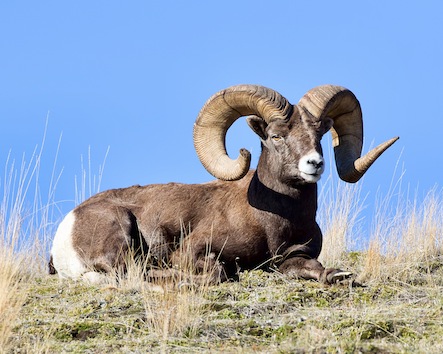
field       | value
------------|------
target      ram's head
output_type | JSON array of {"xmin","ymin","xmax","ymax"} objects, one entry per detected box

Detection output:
[{"xmin": 193, "ymin": 84, "xmax": 398, "ymax": 183}]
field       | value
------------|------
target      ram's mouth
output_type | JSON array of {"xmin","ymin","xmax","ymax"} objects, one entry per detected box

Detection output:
[{"xmin": 300, "ymin": 171, "xmax": 322, "ymax": 183}]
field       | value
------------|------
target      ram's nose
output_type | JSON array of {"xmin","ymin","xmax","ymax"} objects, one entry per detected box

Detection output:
[
  {"xmin": 307, "ymin": 158, "xmax": 324, "ymax": 170},
  {"xmin": 298, "ymin": 152, "xmax": 325, "ymax": 183}
]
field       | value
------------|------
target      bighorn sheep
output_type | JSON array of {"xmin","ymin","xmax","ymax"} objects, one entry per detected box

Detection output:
[{"xmin": 49, "ymin": 84, "xmax": 398, "ymax": 284}]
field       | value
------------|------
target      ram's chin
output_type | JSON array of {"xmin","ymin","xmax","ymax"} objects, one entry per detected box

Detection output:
[{"xmin": 300, "ymin": 172, "xmax": 322, "ymax": 183}]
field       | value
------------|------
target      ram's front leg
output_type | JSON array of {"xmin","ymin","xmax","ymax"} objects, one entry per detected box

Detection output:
[{"xmin": 278, "ymin": 256, "xmax": 352, "ymax": 285}]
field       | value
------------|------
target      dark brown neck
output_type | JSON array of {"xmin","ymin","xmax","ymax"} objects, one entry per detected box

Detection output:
[{"xmin": 247, "ymin": 168, "xmax": 318, "ymax": 222}]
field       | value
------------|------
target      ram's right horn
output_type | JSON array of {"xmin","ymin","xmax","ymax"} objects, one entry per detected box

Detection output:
[{"xmin": 298, "ymin": 85, "xmax": 399, "ymax": 183}]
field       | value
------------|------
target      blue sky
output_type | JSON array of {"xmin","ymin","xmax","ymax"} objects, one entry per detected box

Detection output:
[{"xmin": 1, "ymin": 2, "xmax": 442, "ymax": 239}]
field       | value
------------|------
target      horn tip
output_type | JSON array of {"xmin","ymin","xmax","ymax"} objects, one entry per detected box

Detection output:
[
  {"xmin": 383, "ymin": 136, "xmax": 400, "ymax": 150},
  {"xmin": 239, "ymin": 148, "xmax": 251, "ymax": 160}
]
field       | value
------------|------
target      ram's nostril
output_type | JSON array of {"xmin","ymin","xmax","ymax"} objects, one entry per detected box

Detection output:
[{"xmin": 307, "ymin": 159, "xmax": 323, "ymax": 169}]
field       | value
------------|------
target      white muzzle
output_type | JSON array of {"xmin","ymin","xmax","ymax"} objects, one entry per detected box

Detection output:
[{"xmin": 298, "ymin": 151, "xmax": 325, "ymax": 183}]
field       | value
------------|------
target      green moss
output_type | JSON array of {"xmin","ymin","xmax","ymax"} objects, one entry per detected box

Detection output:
[
  {"xmin": 54, "ymin": 322, "xmax": 100, "ymax": 341},
  {"xmin": 215, "ymin": 307, "xmax": 242, "ymax": 320},
  {"xmin": 347, "ymin": 251, "xmax": 363, "ymax": 265},
  {"xmin": 397, "ymin": 325, "xmax": 420, "ymax": 340},
  {"xmin": 360, "ymin": 322, "xmax": 389, "ymax": 340},
  {"xmin": 272, "ymin": 324, "xmax": 297, "ymax": 342}
]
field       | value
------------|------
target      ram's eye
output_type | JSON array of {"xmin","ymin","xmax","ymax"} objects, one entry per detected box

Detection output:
[{"xmin": 271, "ymin": 135, "xmax": 282, "ymax": 142}]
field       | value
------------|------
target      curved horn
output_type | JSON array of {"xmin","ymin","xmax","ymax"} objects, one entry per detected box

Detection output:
[
  {"xmin": 193, "ymin": 85, "xmax": 293, "ymax": 181},
  {"xmin": 298, "ymin": 85, "xmax": 399, "ymax": 183}
]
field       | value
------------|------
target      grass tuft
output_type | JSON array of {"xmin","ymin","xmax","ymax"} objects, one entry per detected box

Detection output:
[{"xmin": 361, "ymin": 186, "xmax": 443, "ymax": 284}]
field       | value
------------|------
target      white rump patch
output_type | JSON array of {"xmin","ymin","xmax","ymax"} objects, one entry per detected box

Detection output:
[
  {"xmin": 51, "ymin": 211, "xmax": 87, "ymax": 279},
  {"xmin": 298, "ymin": 151, "xmax": 325, "ymax": 183}
]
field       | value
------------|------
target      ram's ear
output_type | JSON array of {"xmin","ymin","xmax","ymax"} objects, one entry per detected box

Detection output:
[{"xmin": 246, "ymin": 116, "xmax": 268, "ymax": 141}]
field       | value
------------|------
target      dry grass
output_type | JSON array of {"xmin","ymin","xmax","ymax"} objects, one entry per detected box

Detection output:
[
  {"xmin": 0, "ymin": 151, "xmax": 47, "ymax": 352},
  {"xmin": 0, "ymin": 126, "xmax": 62, "ymax": 352},
  {"xmin": 318, "ymin": 173, "xmax": 365, "ymax": 268},
  {"xmin": 0, "ymin": 240, "xmax": 27, "ymax": 351},
  {"xmin": 318, "ymin": 161, "xmax": 443, "ymax": 285},
  {"xmin": 361, "ymin": 187, "xmax": 443, "ymax": 284}
]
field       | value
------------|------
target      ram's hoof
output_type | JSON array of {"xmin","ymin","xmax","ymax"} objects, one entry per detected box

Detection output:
[
  {"xmin": 330, "ymin": 271, "xmax": 353, "ymax": 283},
  {"xmin": 323, "ymin": 269, "xmax": 353, "ymax": 285}
]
